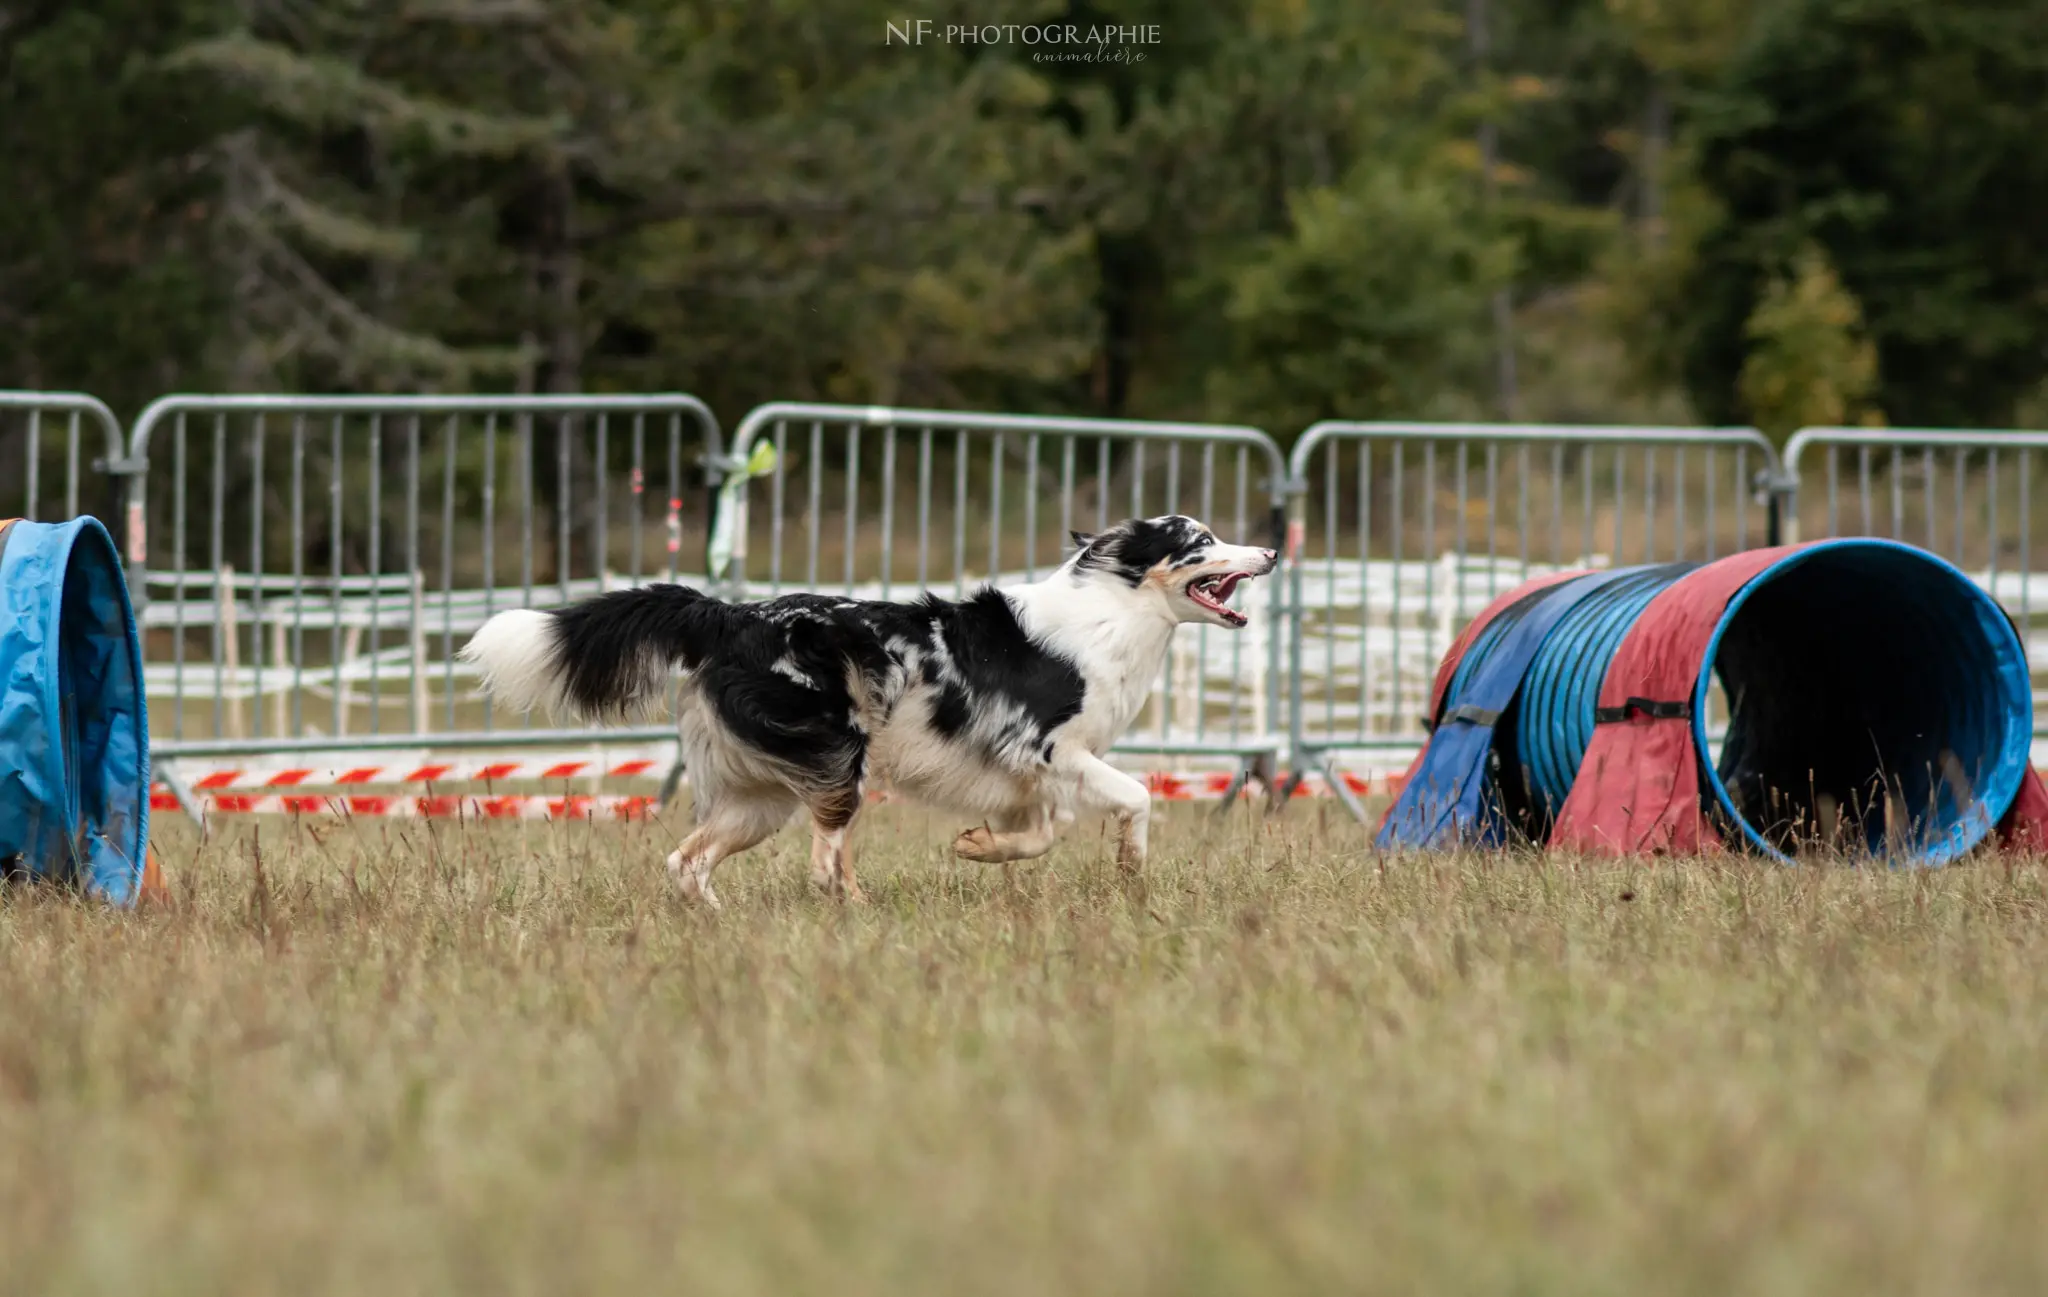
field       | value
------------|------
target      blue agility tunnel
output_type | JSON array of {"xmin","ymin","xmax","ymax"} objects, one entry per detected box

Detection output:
[
  {"xmin": 0, "ymin": 517, "xmax": 150, "ymax": 904},
  {"xmin": 1685, "ymin": 539, "xmax": 2033, "ymax": 864},
  {"xmin": 1381, "ymin": 539, "xmax": 2036, "ymax": 866}
]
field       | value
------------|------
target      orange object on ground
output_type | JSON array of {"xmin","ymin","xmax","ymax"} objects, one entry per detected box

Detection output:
[{"xmin": 138, "ymin": 845, "xmax": 169, "ymax": 904}]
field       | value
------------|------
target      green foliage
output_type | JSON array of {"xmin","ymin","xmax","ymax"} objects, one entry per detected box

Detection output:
[
  {"xmin": 3, "ymin": 0, "xmax": 2045, "ymax": 439},
  {"xmin": 608, "ymin": 31, "xmax": 1100, "ymax": 413},
  {"xmin": 1737, "ymin": 245, "xmax": 1881, "ymax": 443},
  {"xmin": 1070, "ymin": 0, "xmax": 1515, "ymax": 427},
  {"xmin": 1592, "ymin": 136, "xmax": 1723, "ymax": 400},
  {"xmin": 1681, "ymin": 0, "xmax": 2048, "ymax": 428},
  {"xmin": 1210, "ymin": 165, "xmax": 1516, "ymax": 431},
  {"xmin": 0, "ymin": 0, "xmax": 236, "ymax": 408},
  {"xmin": 164, "ymin": 34, "xmax": 562, "ymax": 158}
]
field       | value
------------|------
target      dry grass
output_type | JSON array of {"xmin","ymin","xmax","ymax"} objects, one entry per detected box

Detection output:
[{"xmin": 7, "ymin": 806, "xmax": 2048, "ymax": 1295}]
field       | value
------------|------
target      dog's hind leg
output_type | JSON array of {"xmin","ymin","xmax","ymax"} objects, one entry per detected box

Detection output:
[
  {"xmin": 666, "ymin": 794, "xmax": 793, "ymax": 910},
  {"xmin": 807, "ymin": 817, "xmax": 862, "ymax": 902},
  {"xmin": 954, "ymin": 804, "xmax": 1058, "ymax": 863},
  {"xmin": 805, "ymin": 777, "xmax": 867, "ymax": 903}
]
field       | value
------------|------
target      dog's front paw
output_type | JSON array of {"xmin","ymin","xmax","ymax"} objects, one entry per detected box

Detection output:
[
  {"xmin": 667, "ymin": 849, "xmax": 723, "ymax": 911},
  {"xmin": 811, "ymin": 867, "xmax": 868, "ymax": 904},
  {"xmin": 953, "ymin": 825, "xmax": 1001, "ymax": 862}
]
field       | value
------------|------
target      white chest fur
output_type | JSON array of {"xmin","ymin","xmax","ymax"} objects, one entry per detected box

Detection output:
[{"xmin": 1003, "ymin": 576, "xmax": 1176, "ymax": 754}]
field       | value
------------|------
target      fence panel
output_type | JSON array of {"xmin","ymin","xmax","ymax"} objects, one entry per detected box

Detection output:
[
  {"xmin": 0, "ymin": 391, "xmax": 130, "ymax": 542},
  {"xmin": 127, "ymin": 394, "xmax": 723, "ymax": 779},
  {"xmin": 718, "ymin": 403, "xmax": 1290, "ymax": 774},
  {"xmin": 1782, "ymin": 426, "xmax": 2048, "ymax": 733},
  {"xmin": 1285, "ymin": 422, "xmax": 1783, "ymax": 800}
]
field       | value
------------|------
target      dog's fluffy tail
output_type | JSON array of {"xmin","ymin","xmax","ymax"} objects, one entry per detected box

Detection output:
[{"xmin": 458, "ymin": 584, "xmax": 726, "ymax": 721}]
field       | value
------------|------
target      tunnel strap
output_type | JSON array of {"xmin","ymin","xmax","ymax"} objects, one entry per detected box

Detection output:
[
  {"xmin": 1438, "ymin": 702, "xmax": 1504, "ymax": 727},
  {"xmin": 1593, "ymin": 696, "xmax": 1691, "ymax": 723}
]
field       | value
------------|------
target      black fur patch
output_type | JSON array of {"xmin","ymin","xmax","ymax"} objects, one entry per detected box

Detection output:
[{"xmin": 1070, "ymin": 515, "xmax": 1217, "ymax": 586}]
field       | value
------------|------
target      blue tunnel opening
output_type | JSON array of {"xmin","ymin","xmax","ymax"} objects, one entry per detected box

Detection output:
[
  {"xmin": 1693, "ymin": 540, "xmax": 2032, "ymax": 865},
  {"xmin": 0, "ymin": 517, "xmax": 150, "ymax": 904}
]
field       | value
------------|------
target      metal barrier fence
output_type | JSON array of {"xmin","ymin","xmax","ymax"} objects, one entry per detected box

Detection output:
[
  {"xmin": 718, "ymin": 402, "xmax": 1292, "ymax": 789},
  {"xmin": 23, "ymin": 384, "xmax": 2048, "ymax": 823},
  {"xmin": 0, "ymin": 391, "xmax": 132, "ymax": 545},
  {"xmin": 124, "ymin": 393, "xmax": 724, "ymax": 810},
  {"xmin": 1283, "ymin": 421, "xmax": 1783, "ymax": 816},
  {"xmin": 1782, "ymin": 426, "xmax": 2048, "ymax": 728}
]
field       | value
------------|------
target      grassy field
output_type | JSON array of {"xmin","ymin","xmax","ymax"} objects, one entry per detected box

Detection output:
[{"xmin": 6, "ymin": 804, "xmax": 2048, "ymax": 1295}]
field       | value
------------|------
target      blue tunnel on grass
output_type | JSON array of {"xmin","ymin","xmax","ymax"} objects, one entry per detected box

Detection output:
[
  {"xmin": 1689, "ymin": 540, "xmax": 2033, "ymax": 865},
  {"xmin": 0, "ymin": 517, "xmax": 150, "ymax": 904},
  {"xmin": 1375, "ymin": 564, "xmax": 1689, "ymax": 850},
  {"xmin": 1380, "ymin": 539, "xmax": 2034, "ymax": 866}
]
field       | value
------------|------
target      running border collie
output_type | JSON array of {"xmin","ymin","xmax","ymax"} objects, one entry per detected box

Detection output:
[{"xmin": 459, "ymin": 515, "xmax": 1276, "ymax": 906}]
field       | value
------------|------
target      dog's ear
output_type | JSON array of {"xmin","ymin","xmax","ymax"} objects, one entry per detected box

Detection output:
[{"xmin": 1068, "ymin": 530, "xmax": 1095, "ymax": 550}]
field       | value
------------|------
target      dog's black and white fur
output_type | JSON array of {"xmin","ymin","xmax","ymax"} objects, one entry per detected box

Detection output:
[{"xmin": 459, "ymin": 515, "xmax": 1276, "ymax": 906}]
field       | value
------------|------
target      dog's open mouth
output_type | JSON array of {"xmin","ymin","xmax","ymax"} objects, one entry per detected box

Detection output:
[{"xmin": 1188, "ymin": 572, "xmax": 1252, "ymax": 626}]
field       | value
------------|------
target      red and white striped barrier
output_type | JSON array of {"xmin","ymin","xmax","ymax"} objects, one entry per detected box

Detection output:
[
  {"xmin": 149, "ymin": 750, "xmax": 1417, "ymax": 818},
  {"xmin": 148, "ymin": 747, "xmax": 681, "ymax": 818},
  {"xmin": 162, "ymin": 750, "xmax": 675, "ymax": 793},
  {"xmin": 1138, "ymin": 769, "xmax": 1407, "ymax": 801},
  {"xmin": 148, "ymin": 791, "xmax": 665, "ymax": 820}
]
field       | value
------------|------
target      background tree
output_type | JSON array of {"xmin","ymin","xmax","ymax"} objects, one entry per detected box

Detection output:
[
  {"xmin": 3, "ymin": 0, "xmax": 2046, "ymax": 442},
  {"xmin": 1737, "ymin": 245, "xmax": 1882, "ymax": 443},
  {"xmin": 1680, "ymin": 0, "xmax": 2048, "ymax": 429}
]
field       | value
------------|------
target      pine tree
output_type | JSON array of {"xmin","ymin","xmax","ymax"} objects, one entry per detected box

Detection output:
[{"xmin": 163, "ymin": 9, "xmax": 565, "ymax": 389}]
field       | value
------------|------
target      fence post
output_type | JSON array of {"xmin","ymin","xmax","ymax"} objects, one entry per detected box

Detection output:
[
  {"xmin": 272, "ymin": 619, "xmax": 288, "ymax": 737},
  {"xmin": 411, "ymin": 568, "xmax": 428, "ymax": 734},
  {"xmin": 218, "ymin": 563, "xmax": 242, "ymax": 739},
  {"xmin": 1283, "ymin": 462, "xmax": 1309, "ymax": 796},
  {"xmin": 1762, "ymin": 462, "xmax": 1799, "ymax": 547},
  {"xmin": 339, "ymin": 626, "xmax": 360, "ymax": 737}
]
